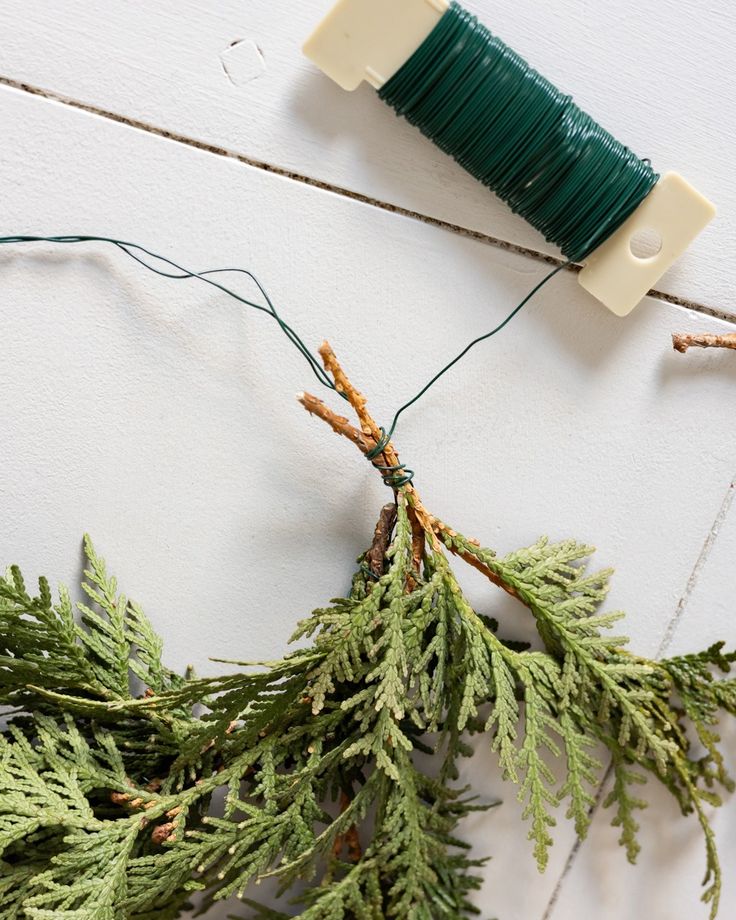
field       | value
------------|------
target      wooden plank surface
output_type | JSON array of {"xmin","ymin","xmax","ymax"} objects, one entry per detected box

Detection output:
[
  {"xmin": 2, "ymin": 82, "xmax": 736, "ymax": 918},
  {"xmin": 0, "ymin": 0, "xmax": 732, "ymax": 310},
  {"xmin": 547, "ymin": 485, "xmax": 736, "ymax": 920}
]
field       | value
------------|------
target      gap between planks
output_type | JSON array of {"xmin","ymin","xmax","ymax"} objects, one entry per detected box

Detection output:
[
  {"xmin": 541, "ymin": 477, "xmax": 736, "ymax": 920},
  {"xmin": 2, "ymin": 75, "xmax": 735, "ymax": 326}
]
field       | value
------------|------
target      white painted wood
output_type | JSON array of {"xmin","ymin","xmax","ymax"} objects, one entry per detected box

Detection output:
[
  {"xmin": 0, "ymin": 0, "xmax": 732, "ymax": 310},
  {"xmin": 2, "ymin": 83, "xmax": 736, "ymax": 918},
  {"xmin": 547, "ymin": 483, "xmax": 736, "ymax": 920}
]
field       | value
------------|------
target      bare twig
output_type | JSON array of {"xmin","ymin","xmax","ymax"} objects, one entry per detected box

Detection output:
[
  {"xmin": 429, "ymin": 518, "xmax": 522, "ymax": 603},
  {"xmin": 672, "ymin": 332, "xmax": 736, "ymax": 353},
  {"xmin": 297, "ymin": 341, "xmax": 528, "ymax": 609},
  {"xmin": 298, "ymin": 343, "xmax": 441, "ymax": 550},
  {"xmin": 297, "ymin": 391, "xmax": 376, "ymax": 454}
]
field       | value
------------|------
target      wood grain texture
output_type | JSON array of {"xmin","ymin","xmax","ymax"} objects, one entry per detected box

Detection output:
[
  {"xmin": 0, "ymin": 0, "xmax": 732, "ymax": 311},
  {"xmin": 1, "ymin": 82, "xmax": 736, "ymax": 918}
]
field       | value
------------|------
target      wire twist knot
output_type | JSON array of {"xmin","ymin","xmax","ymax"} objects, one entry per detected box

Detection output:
[{"xmin": 365, "ymin": 428, "xmax": 414, "ymax": 488}]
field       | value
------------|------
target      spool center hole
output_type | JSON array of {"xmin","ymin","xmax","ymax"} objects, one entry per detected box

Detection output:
[{"xmin": 630, "ymin": 228, "xmax": 662, "ymax": 259}]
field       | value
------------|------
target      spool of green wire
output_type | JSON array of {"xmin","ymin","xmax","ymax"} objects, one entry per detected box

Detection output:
[{"xmin": 377, "ymin": 2, "xmax": 658, "ymax": 264}]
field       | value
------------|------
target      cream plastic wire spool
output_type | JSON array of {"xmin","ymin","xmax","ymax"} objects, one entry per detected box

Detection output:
[{"xmin": 303, "ymin": 0, "xmax": 716, "ymax": 317}]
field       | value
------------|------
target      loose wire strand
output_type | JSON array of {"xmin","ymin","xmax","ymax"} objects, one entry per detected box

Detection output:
[
  {"xmin": 383, "ymin": 261, "xmax": 565, "ymax": 443},
  {"xmin": 0, "ymin": 234, "xmax": 336, "ymax": 394},
  {"xmin": 0, "ymin": 234, "xmax": 560, "ymax": 484}
]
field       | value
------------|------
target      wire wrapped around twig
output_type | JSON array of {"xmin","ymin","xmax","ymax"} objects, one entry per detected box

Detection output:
[{"xmin": 365, "ymin": 427, "xmax": 414, "ymax": 488}]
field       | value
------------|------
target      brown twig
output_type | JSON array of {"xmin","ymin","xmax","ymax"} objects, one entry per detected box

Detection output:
[
  {"xmin": 672, "ymin": 332, "xmax": 736, "ymax": 353},
  {"xmin": 298, "ymin": 341, "xmax": 527, "ymax": 608},
  {"xmin": 430, "ymin": 520, "xmax": 522, "ymax": 603},
  {"xmin": 301, "ymin": 343, "xmax": 440, "ymax": 550},
  {"xmin": 317, "ymin": 343, "xmax": 412, "ymax": 494},
  {"xmin": 298, "ymin": 391, "xmax": 376, "ymax": 454}
]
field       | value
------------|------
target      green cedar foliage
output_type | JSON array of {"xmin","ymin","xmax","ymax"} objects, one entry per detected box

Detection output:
[{"xmin": 1, "ymin": 504, "xmax": 735, "ymax": 919}]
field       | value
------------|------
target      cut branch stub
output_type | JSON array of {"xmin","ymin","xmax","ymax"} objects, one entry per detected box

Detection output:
[{"xmin": 672, "ymin": 332, "xmax": 736, "ymax": 353}]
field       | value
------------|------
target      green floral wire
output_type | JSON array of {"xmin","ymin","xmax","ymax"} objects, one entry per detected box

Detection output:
[
  {"xmin": 0, "ymin": 234, "xmax": 336, "ymax": 394},
  {"xmin": 0, "ymin": 234, "xmax": 561, "ymax": 487},
  {"xmin": 378, "ymin": 2, "xmax": 658, "ymax": 263},
  {"xmin": 0, "ymin": 8, "xmax": 662, "ymax": 487}
]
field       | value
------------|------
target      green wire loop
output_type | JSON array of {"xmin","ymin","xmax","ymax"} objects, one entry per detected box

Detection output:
[
  {"xmin": 378, "ymin": 2, "xmax": 658, "ymax": 263},
  {"xmin": 365, "ymin": 427, "xmax": 414, "ymax": 488},
  {"xmin": 365, "ymin": 428, "xmax": 391, "ymax": 461}
]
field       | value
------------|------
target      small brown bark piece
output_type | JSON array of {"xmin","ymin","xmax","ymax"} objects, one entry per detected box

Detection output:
[
  {"xmin": 331, "ymin": 791, "xmax": 363, "ymax": 863},
  {"xmin": 151, "ymin": 821, "xmax": 176, "ymax": 845},
  {"xmin": 344, "ymin": 822, "xmax": 362, "ymax": 863},
  {"xmin": 365, "ymin": 503, "xmax": 397, "ymax": 579},
  {"xmin": 672, "ymin": 332, "xmax": 736, "ymax": 353},
  {"xmin": 407, "ymin": 504, "xmax": 426, "ymax": 578}
]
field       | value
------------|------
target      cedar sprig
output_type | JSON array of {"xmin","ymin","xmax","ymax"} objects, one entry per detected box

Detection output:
[{"xmin": 1, "ymin": 343, "xmax": 734, "ymax": 919}]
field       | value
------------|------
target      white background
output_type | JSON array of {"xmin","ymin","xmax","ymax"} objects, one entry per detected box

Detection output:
[{"xmin": 1, "ymin": 2, "xmax": 735, "ymax": 918}]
